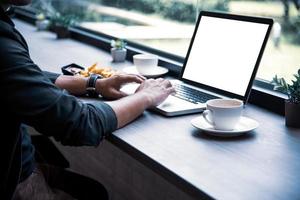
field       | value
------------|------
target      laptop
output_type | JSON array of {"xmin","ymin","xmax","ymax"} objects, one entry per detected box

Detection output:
[{"xmin": 122, "ymin": 11, "xmax": 273, "ymax": 116}]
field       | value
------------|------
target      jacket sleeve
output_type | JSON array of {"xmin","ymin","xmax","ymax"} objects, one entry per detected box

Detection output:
[
  {"xmin": 43, "ymin": 71, "xmax": 60, "ymax": 84},
  {"xmin": 0, "ymin": 28, "xmax": 117, "ymax": 146}
]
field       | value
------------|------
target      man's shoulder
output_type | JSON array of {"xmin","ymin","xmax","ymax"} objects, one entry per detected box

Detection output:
[
  {"xmin": 0, "ymin": 19, "xmax": 14, "ymax": 34},
  {"xmin": 0, "ymin": 17, "xmax": 29, "ymax": 52},
  {"xmin": 0, "ymin": 19, "xmax": 18, "ymax": 47},
  {"xmin": 0, "ymin": 20, "xmax": 24, "ymax": 52},
  {"xmin": 0, "ymin": 19, "xmax": 31, "ymax": 70}
]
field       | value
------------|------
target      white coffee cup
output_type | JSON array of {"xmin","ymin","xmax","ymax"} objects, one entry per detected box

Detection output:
[
  {"xmin": 133, "ymin": 54, "xmax": 158, "ymax": 75},
  {"xmin": 203, "ymin": 99, "xmax": 243, "ymax": 131}
]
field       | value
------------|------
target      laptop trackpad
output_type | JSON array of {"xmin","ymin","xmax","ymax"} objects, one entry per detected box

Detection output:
[{"xmin": 157, "ymin": 95, "xmax": 205, "ymax": 112}]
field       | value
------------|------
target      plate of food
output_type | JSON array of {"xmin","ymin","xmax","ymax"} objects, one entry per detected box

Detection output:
[{"xmin": 61, "ymin": 63, "xmax": 119, "ymax": 78}]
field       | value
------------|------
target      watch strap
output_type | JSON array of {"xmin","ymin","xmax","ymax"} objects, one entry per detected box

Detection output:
[{"xmin": 86, "ymin": 74, "xmax": 101, "ymax": 97}]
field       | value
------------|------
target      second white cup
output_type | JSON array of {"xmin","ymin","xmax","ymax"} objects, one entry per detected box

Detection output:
[
  {"xmin": 133, "ymin": 54, "xmax": 158, "ymax": 75},
  {"xmin": 203, "ymin": 99, "xmax": 243, "ymax": 131}
]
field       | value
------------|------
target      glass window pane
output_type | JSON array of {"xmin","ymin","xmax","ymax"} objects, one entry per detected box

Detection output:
[{"xmin": 29, "ymin": 0, "xmax": 300, "ymax": 84}]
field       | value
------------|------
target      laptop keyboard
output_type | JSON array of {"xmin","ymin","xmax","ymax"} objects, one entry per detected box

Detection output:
[{"xmin": 172, "ymin": 84, "xmax": 219, "ymax": 104}]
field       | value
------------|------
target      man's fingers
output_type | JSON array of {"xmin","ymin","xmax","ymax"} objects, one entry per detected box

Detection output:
[
  {"xmin": 136, "ymin": 74, "xmax": 147, "ymax": 80},
  {"xmin": 161, "ymin": 80, "xmax": 172, "ymax": 88},
  {"xmin": 156, "ymin": 78, "xmax": 164, "ymax": 82},
  {"xmin": 118, "ymin": 74, "xmax": 144, "ymax": 84},
  {"xmin": 110, "ymin": 90, "xmax": 128, "ymax": 99},
  {"xmin": 127, "ymin": 73, "xmax": 146, "ymax": 81},
  {"xmin": 161, "ymin": 80, "xmax": 175, "ymax": 95},
  {"xmin": 166, "ymin": 87, "xmax": 176, "ymax": 95}
]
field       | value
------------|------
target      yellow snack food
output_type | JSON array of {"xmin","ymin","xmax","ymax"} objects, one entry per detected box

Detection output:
[
  {"xmin": 87, "ymin": 63, "xmax": 97, "ymax": 72},
  {"xmin": 80, "ymin": 63, "xmax": 117, "ymax": 78},
  {"xmin": 79, "ymin": 70, "xmax": 89, "ymax": 77}
]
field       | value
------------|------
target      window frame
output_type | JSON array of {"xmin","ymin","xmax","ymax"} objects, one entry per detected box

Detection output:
[{"xmin": 13, "ymin": 6, "xmax": 287, "ymax": 115}]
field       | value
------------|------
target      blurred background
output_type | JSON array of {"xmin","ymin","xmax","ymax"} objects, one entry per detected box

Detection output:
[{"xmin": 25, "ymin": 0, "xmax": 300, "ymax": 84}]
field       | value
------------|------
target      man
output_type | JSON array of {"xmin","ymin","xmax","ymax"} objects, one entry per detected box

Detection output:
[{"xmin": 0, "ymin": 0, "xmax": 175, "ymax": 199}]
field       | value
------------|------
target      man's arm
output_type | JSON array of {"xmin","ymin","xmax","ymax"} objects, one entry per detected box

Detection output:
[
  {"xmin": 43, "ymin": 71, "xmax": 145, "ymax": 98},
  {"xmin": 43, "ymin": 71, "xmax": 90, "ymax": 96},
  {"xmin": 44, "ymin": 71, "xmax": 174, "ymax": 129},
  {"xmin": 54, "ymin": 74, "xmax": 89, "ymax": 95},
  {"xmin": 1, "ymin": 30, "xmax": 174, "ymax": 145},
  {"xmin": 0, "ymin": 33, "xmax": 117, "ymax": 146}
]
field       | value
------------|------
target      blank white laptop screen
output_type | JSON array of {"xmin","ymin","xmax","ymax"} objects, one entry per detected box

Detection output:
[{"xmin": 182, "ymin": 16, "xmax": 270, "ymax": 96}]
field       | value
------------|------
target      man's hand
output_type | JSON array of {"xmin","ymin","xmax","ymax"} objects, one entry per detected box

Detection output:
[
  {"xmin": 135, "ymin": 78, "xmax": 175, "ymax": 107},
  {"xmin": 107, "ymin": 78, "xmax": 175, "ymax": 128},
  {"xmin": 96, "ymin": 74, "xmax": 145, "ymax": 100}
]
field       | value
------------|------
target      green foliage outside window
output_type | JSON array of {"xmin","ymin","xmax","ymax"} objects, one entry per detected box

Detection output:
[
  {"xmin": 31, "ymin": 0, "xmax": 229, "ymax": 23},
  {"xmin": 100, "ymin": 0, "xmax": 229, "ymax": 22},
  {"xmin": 49, "ymin": 12, "xmax": 77, "ymax": 28}
]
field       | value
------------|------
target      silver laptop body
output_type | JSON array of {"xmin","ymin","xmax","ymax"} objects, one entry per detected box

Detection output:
[{"xmin": 153, "ymin": 11, "xmax": 273, "ymax": 116}]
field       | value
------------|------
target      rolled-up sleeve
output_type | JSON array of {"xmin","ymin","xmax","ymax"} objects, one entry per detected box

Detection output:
[
  {"xmin": 43, "ymin": 71, "xmax": 60, "ymax": 84},
  {"xmin": 0, "ymin": 28, "xmax": 117, "ymax": 146}
]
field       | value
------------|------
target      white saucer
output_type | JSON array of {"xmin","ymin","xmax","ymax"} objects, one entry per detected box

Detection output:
[
  {"xmin": 123, "ymin": 66, "xmax": 168, "ymax": 78},
  {"xmin": 191, "ymin": 115, "xmax": 259, "ymax": 137}
]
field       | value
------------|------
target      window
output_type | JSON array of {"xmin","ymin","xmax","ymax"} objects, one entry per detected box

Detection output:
[{"xmin": 29, "ymin": 0, "xmax": 300, "ymax": 86}]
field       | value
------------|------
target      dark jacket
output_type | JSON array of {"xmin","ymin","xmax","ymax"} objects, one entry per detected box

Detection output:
[{"xmin": 0, "ymin": 8, "xmax": 117, "ymax": 199}]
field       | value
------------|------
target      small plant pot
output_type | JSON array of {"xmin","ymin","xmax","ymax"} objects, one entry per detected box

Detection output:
[
  {"xmin": 285, "ymin": 100, "xmax": 300, "ymax": 128},
  {"xmin": 53, "ymin": 25, "xmax": 70, "ymax": 39},
  {"xmin": 111, "ymin": 48, "xmax": 127, "ymax": 62},
  {"xmin": 36, "ymin": 19, "xmax": 50, "ymax": 31}
]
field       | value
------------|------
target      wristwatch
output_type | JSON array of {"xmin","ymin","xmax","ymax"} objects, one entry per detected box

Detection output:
[{"xmin": 86, "ymin": 74, "xmax": 102, "ymax": 97}]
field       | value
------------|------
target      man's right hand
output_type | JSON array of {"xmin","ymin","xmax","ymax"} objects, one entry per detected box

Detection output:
[
  {"xmin": 135, "ymin": 78, "xmax": 175, "ymax": 108},
  {"xmin": 107, "ymin": 78, "xmax": 175, "ymax": 128}
]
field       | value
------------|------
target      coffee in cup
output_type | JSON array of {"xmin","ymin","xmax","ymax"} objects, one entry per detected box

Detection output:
[
  {"xmin": 133, "ymin": 54, "xmax": 158, "ymax": 75},
  {"xmin": 203, "ymin": 99, "xmax": 243, "ymax": 130}
]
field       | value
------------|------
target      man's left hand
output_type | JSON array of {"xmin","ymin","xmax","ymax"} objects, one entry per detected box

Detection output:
[{"xmin": 95, "ymin": 74, "xmax": 145, "ymax": 100}]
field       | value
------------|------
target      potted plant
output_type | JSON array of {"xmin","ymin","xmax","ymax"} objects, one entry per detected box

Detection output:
[
  {"xmin": 110, "ymin": 39, "xmax": 127, "ymax": 62},
  {"xmin": 35, "ymin": 13, "xmax": 50, "ymax": 31},
  {"xmin": 272, "ymin": 69, "xmax": 300, "ymax": 128},
  {"xmin": 49, "ymin": 12, "xmax": 76, "ymax": 39}
]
